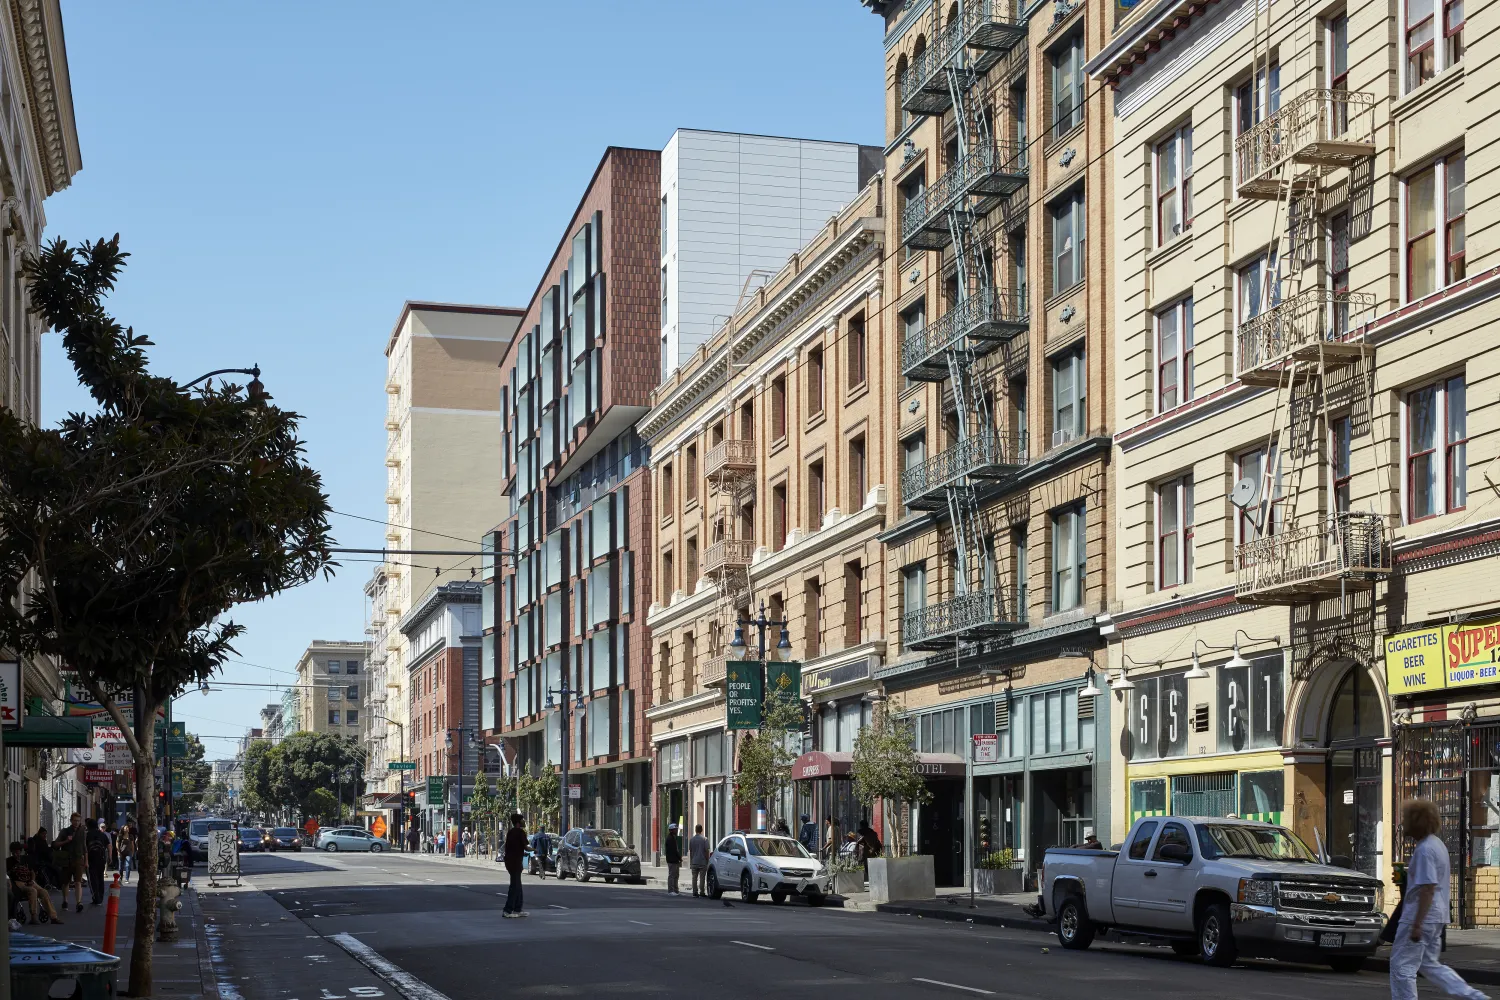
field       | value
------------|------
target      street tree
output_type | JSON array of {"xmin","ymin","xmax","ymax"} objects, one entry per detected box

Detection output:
[
  {"xmin": 467, "ymin": 775, "xmax": 500, "ymax": 851},
  {"xmin": 517, "ymin": 764, "xmax": 559, "ymax": 832},
  {"xmin": 850, "ymin": 705, "xmax": 930, "ymax": 857},
  {"xmin": 0, "ymin": 237, "xmax": 333, "ymax": 995},
  {"xmin": 732, "ymin": 692, "xmax": 803, "ymax": 831},
  {"xmin": 172, "ymin": 733, "xmax": 214, "ymax": 809}
]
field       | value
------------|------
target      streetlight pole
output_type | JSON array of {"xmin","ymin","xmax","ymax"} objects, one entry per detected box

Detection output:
[
  {"xmin": 729, "ymin": 601, "xmax": 792, "ymax": 834},
  {"xmin": 375, "ymin": 715, "xmax": 405, "ymax": 850},
  {"xmin": 445, "ymin": 726, "xmax": 477, "ymax": 857},
  {"xmin": 545, "ymin": 683, "xmax": 585, "ymax": 836}
]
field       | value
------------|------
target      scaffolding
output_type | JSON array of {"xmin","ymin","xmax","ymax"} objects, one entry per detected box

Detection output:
[
  {"xmin": 1230, "ymin": 19, "xmax": 1384, "ymax": 606},
  {"xmin": 899, "ymin": 0, "xmax": 1028, "ymax": 652}
]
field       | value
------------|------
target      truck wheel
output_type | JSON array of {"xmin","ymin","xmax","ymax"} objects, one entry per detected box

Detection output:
[
  {"xmin": 1057, "ymin": 897, "xmax": 1095, "ymax": 950},
  {"xmin": 1197, "ymin": 902, "xmax": 1238, "ymax": 967},
  {"xmin": 1170, "ymin": 940, "xmax": 1200, "ymax": 957},
  {"xmin": 1327, "ymin": 957, "xmax": 1365, "ymax": 974}
]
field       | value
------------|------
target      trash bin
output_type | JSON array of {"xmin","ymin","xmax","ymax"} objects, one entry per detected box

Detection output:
[{"xmin": 11, "ymin": 932, "xmax": 121, "ymax": 999}]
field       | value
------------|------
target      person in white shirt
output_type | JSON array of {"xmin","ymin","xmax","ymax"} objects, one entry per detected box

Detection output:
[{"xmin": 1391, "ymin": 799, "xmax": 1489, "ymax": 1000}]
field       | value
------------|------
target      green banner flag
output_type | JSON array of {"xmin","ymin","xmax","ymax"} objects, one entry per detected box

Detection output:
[
  {"xmin": 725, "ymin": 660, "xmax": 764, "ymax": 731},
  {"xmin": 765, "ymin": 661, "xmax": 802, "ymax": 730}
]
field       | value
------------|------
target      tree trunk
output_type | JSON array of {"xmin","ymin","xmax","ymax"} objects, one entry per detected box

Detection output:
[{"xmin": 128, "ymin": 708, "xmax": 159, "ymax": 998}]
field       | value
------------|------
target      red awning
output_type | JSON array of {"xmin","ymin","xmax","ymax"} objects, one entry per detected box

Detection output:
[{"xmin": 791, "ymin": 751, "xmax": 966, "ymax": 780}]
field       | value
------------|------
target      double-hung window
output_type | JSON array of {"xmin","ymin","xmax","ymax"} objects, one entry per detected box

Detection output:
[
  {"xmin": 1407, "ymin": 0, "xmax": 1463, "ymax": 91},
  {"xmin": 1051, "ymin": 34, "xmax": 1084, "ymax": 137},
  {"xmin": 1157, "ymin": 476, "xmax": 1194, "ymax": 589},
  {"xmin": 1155, "ymin": 298, "xmax": 1194, "ymax": 412},
  {"xmin": 1406, "ymin": 153, "xmax": 1465, "ymax": 301},
  {"xmin": 1154, "ymin": 125, "xmax": 1193, "ymax": 244},
  {"xmin": 1238, "ymin": 253, "xmax": 1282, "ymax": 324},
  {"xmin": 1329, "ymin": 212, "xmax": 1352, "ymax": 335},
  {"xmin": 901, "ymin": 562, "xmax": 927, "ymax": 651},
  {"xmin": 1331, "ymin": 415, "xmax": 1353, "ymax": 514},
  {"xmin": 1051, "ymin": 188, "xmax": 1086, "ymax": 293},
  {"xmin": 1237, "ymin": 446, "xmax": 1284, "ymax": 541},
  {"xmin": 1051, "ymin": 347, "xmax": 1086, "ymax": 446},
  {"xmin": 1405, "ymin": 375, "xmax": 1467, "ymax": 521},
  {"xmin": 1051, "ymin": 503, "xmax": 1087, "ymax": 613},
  {"xmin": 1234, "ymin": 64, "xmax": 1281, "ymax": 187}
]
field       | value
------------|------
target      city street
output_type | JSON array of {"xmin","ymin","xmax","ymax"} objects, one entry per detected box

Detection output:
[{"xmin": 196, "ymin": 852, "xmax": 1401, "ymax": 1000}]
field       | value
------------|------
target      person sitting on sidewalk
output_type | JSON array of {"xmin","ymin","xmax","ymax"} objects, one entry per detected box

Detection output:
[{"xmin": 8, "ymin": 842, "xmax": 60, "ymax": 925}]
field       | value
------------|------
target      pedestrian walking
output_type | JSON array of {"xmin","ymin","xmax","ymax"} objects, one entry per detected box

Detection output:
[
  {"xmin": 405, "ymin": 825, "xmax": 419, "ymax": 853},
  {"xmin": 53, "ymin": 813, "xmax": 87, "ymax": 913},
  {"xmin": 1390, "ymin": 799, "xmax": 1489, "ymax": 1000},
  {"xmin": 436, "ymin": 830, "xmax": 446, "ymax": 855},
  {"xmin": 664, "ymin": 823, "xmax": 682, "ymax": 895},
  {"xmin": 530, "ymin": 828, "xmax": 552, "ymax": 878},
  {"xmin": 85, "ymin": 819, "xmax": 110, "ymax": 905},
  {"xmin": 797, "ymin": 815, "xmax": 817, "ymax": 853},
  {"xmin": 689, "ymin": 824, "xmax": 711, "ymax": 898},
  {"xmin": 501, "ymin": 813, "xmax": 528, "ymax": 918},
  {"xmin": 822, "ymin": 817, "xmax": 840, "ymax": 864},
  {"xmin": 173, "ymin": 828, "xmax": 194, "ymax": 884}
]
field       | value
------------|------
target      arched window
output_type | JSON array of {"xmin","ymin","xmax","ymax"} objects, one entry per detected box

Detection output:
[
  {"xmin": 1326, "ymin": 667, "xmax": 1384, "ymax": 742},
  {"xmin": 895, "ymin": 53, "xmax": 910, "ymax": 130}
]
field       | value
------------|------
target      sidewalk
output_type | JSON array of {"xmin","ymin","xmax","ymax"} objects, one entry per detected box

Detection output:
[
  {"xmin": 15, "ymin": 875, "xmax": 215, "ymax": 997},
  {"xmin": 862, "ymin": 887, "xmax": 1500, "ymax": 985}
]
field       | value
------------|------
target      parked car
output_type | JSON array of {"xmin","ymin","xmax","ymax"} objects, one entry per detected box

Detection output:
[
  {"xmin": 706, "ymin": 832, "xmax": 826, "ymax": 905},
  {"xmin": 1042, "ymin": 816, "xmax": 1384, "ymax": 972},
  {"xmin": 236, "ymin": 827, "xmax": 264, "ymax": 852},
  {"xmin": 187, "ymin": 818, "xmax": 235, "ymax": 862},
  {"xmin": 555, "ymin": 828, "xmax": 641, "ymax": 882},
  {"xmin": 318, "ymin": 826, "xmax": 389, "ymax": 853},
  {"xmin": 265, "ymin": 827, "xmax": 303, "ymax": 852},
  {"xmin": 525, "ymin": 832, "xmax": 558, "ymax": 877}
]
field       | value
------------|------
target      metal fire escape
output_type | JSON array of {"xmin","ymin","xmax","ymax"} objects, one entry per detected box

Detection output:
[
  {"xmin": 898, "ymin": 0, "xmax": 1028, "ymax": 651},
  {"xmin": 1231, "ymin": 70, "xmax": 1388, "ymax": 604}
]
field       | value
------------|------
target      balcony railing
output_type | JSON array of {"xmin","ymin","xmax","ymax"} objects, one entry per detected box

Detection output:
[
  {"xmin": 900, "ymin": 429, "xmax": 1027, "ymax": 511},
  {"xmin": 703, "ymin": 538, "xmax": 755, "ymax": 578},
  {"xmin": 702, "ymin": 653, "xmax": 728, "ymax": 688},
  {"xmin": 900, "ymin": 0, "xmax": 1027, "ymax": 116},
  {"xmin": 901, "ymin": 141, "xmax": 1028, "ymax": 252},
  {"xmin": 904, "ymin": 590, "xmax": 1024, "ymax": 651},
  {"xmin": 902, "ymin": 288, "xmax": 1028, "ymax": 381},
  {"xmin": 1236, "ymin": 89, "xmax": 1375, "ymax": 198},
  {"xmin": 706, "ymin": 439, "xmax": 756, "ymax": 483},
  {"xmin": 1236, "ymin": 287, "xmax": 1375, "ymax": 385},
  {"xmin": 1235, "ymin": 512, "xmax": 1390, "ymax": 604}
]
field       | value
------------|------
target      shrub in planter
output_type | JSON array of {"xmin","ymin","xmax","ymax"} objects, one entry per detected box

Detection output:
[
  {"xmin": 975, "ymin": 849, "xmax": 1024, "ymax": 895},
  {"xmin": 829, "ymin": 856, "xmax": 865, "ymax": 895}
]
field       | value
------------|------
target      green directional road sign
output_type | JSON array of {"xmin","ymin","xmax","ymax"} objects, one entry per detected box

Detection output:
[
  {"xmin": 426, "ymin": 776, "xmax": 446, "ymax": 807},
  {"xmin": 387, "ymin": 761, "xmax": 417, "ymax": 771},
  {"xmin": 725, "ymin": 660, "xmax": 764, "ymax": 731}
]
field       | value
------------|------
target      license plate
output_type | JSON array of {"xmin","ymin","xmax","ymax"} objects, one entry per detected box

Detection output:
[
  {"xmin": 611, "ymin": 866, "xmax": 620, "ymax": 874},
  {"xmin": 1318, "ymin": 933, "xmax": 1344, "ymax": 948}
]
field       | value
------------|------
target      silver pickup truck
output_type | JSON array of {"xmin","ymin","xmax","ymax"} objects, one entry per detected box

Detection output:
[{"xmin": 1041, "ymin": 816, "xmax": 1384, "ymax": 972}]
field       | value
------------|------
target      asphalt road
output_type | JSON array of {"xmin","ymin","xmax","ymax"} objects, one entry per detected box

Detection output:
[{"xmin": 197, "ymin": 850, "xmax": 1402, "ymax": 1000}]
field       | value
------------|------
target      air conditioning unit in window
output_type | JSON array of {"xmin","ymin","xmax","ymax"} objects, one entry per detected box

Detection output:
[{"xmin": 1052, "ymin": 427, "xmax": 1078, "ymax": 448}]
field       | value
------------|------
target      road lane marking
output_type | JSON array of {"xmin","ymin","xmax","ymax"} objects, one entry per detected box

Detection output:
[
  {"xmin": 547, "ymin": 904, "xmax": 568, "ymax": 910},
  {"xmin": 628, "ymin": 920, "xmax": 651, "ymax": 926},
  {"xmin": 912, "ymin": 978, "xmax": 994, "ymax": 996},
  {"xmin": 731, "ymin": 940, "xmax": 774, "ymax": 951},
  {"xmin": 330, "ymin": 933, "xmax": 453, "ymax": 1000}
]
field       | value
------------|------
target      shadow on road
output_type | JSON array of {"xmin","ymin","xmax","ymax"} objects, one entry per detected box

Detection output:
[{"xmin": 237, "ymin": 853, "xmax": 336, "ymax": 874}]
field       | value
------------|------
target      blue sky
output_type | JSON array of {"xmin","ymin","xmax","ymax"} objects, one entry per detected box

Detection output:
[{"xmin": 39, "ymin": 2, "xmax": 886, "ymax": 757}]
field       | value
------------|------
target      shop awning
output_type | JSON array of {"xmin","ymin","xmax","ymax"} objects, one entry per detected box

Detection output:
[
  {"xmin": 792, "ymin": 751, "xmax": 967, "ymax": 780},
  {"xmin": 4, "ymin": 714, "xmax": 93, "ymax": 748}
]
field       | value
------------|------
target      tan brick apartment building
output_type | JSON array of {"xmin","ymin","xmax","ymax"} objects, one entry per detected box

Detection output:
[
  {"xmin": 860, "ymin": 0, "xmax": 1117, "ymax": 886},
  {"xmin": 1088, "ymin": 0, "xmax": 1500, "ymax": 923},
  {"xmin": 290, "ymin": 641, "xmax": 370, "ymax": 736},
  {"xmin": 640, "ymin": 180, "xmax": 889, "ymax": 851}
]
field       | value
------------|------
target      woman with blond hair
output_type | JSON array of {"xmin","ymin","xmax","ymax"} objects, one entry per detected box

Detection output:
[{"xmin": 1391, "ymin": 799, "xmax": 1489, "ymax": 1000}]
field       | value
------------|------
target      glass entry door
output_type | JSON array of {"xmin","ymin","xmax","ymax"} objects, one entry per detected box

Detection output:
[{"xmin": 1328, "ymin": 745, "xmax": 1381, "ymax": 875}]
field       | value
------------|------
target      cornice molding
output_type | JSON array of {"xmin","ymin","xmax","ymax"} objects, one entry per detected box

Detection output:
[{"xmin": 11, "ymin": 0, "xmax": 78, "ymax": 196}]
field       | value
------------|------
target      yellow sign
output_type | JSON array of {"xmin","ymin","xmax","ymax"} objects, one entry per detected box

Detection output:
[
  {"xmin": 1384, "ymin": 625, "xmax": 1448, "ymax": 694},
  {"xmin": 1446, "ymin": 617, "xmax": 1500, "ymax": 689}
]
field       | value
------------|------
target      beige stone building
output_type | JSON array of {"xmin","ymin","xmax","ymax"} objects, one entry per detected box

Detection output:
[
  {"xmin": 291, "ymin": 640, "xmax": 371, "ymax": 736},
  {"xmin": 858, "ymin": 0, "xmax": 1117, "ymax": 887},
  {"xmin": 640, "ymin": 180, "xmax": 889, "ymax": 848},
  {"xmin": 1089, "ymin": 0, "xmax": 1500, "ymax": 924},
  {"xmin": 367, "ymin": 302, "xmax": 520, "ymax": 808}
]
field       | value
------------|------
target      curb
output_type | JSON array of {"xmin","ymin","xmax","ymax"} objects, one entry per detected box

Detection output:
[
  {"xmin": 1363, "ymin": 955, "xmax": 1500, "ymax": 987},
  {"xmin": 874, "ymin": 901, "xmax": 1053, "ymax": 932}
]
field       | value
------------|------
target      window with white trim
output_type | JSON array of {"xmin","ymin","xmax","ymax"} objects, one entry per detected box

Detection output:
[
  {"xmin": 1051, "ymin": 346, "xmax": 1086, "ymax": 446},
  {"xmin": 1154, "ymin": 125, "xmax": 1193, "ymax": 245},
  {"xmin": 1051, "ymin": 188, "xmax": 1086, "ymax": 293},
  {"xmin": 1238, "ymin": 253, "xmax": 1281, "ymax": 324},
  {"xmin": 1404, "ymin": 374, "xmax": 1466, "ymax": 522},
  {"xmin": 1050, "ymin": 502, "xmax": 1086, "ymax": 613},
  {"xmin": 1405, "ymin": 152, "xmax": 1464, "ymax": 302},
  {"xmin": 1406, "ymin": 0, "xmax": 1463, "ymax": 92},
  {"xmin": 1155, "ymin": 298, "xmax": 1194, "ymax": 412},
  {"xmin": 1051, "ymin": 33, "xmax": 1084, "ymax": 137},
  {"xmin": 1156, "ymin": 476, "xmax": 1194, "ymax": 589},
  {"xmin": 1236, "ymin": 445, "xmax": 1284, "ymax": 542}
]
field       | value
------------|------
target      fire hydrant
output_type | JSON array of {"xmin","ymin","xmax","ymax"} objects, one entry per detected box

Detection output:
[{"xmin": 157, "ymin": 874, "xmax": 183, "ymax": 941}]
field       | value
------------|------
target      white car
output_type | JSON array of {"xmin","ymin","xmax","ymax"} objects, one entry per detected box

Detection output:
[{"xmin": 705, "ymin": 832, "xmax": 826, "ymax": 905}]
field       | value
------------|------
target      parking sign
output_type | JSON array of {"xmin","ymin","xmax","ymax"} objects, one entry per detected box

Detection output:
[{"xmin": 971, "ymin": 733, "xmax": 998, "ymax": 764}]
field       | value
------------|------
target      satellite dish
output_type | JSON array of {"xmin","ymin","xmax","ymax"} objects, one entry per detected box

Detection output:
[{"xmin": 1230, "ymin": 477, "xmax": 1259, "ymax": 511}]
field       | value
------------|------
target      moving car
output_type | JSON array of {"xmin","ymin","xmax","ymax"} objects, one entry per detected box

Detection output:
[
  {"xmin": 265, "ymin": 827, "xmax": 302, "ymax": 852},
  {"xmin": 706, "ymin": 832, "xmax": 826, "ymax": 905},
  {"xmin": 317, "ymin": 826, "xmax": 389, "ymax": 853},
  {"xmin": 236, "ymin": 827, "xmax": 264, "ymax": 852},
  {"xmin": 555, "ymin": 828, "xmax": 641, "ymax": 882},
  {"xmin": 187, "ymin": 817, "xmax": 235, "ymax": 862},
  {"xmin": 1042, "ymin": 816, "xmax": 1384, "ymax": 972}
]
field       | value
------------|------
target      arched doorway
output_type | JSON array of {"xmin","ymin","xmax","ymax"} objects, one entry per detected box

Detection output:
[{"xmin": 1325, "ymin": 666, "xmax": 1385, "ymax": 875}]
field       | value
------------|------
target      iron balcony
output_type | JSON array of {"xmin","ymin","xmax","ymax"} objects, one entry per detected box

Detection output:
[
  {"xmin": 702, "ymin": 538, "xmax": 754, "ymax": 579},
  {"xmin": 899, "ymin": 0, "xmax": 1028, "ymax": 117},
  {"xmin": 705, "ymin": 439, "xmax": 755, "ymax": 484},
  {"xmin": 1236, "ymin": 89, "xmax": 1376, "ymax": 199},
  {"xmin": 1235, "ymin": 511, "xmax": 1390, "ymax": 604},
  {"xmin": 901, "ymin": 288, "xmax": 1028, "ymax": 381},
  {"xmin": 900, "ymin": 428, "xmax": 1027, "ymax": 512},
  {"xmin": 903, "ymin": 590, "xmax": 1024, "ymax": 651},
  {"xmin": 1235, "ymin": 286, "xmax": 1375, "ymax": 386},
  {"xmin": 900, "ymin": 140, "xmax": 1028, "ymax": 252}
]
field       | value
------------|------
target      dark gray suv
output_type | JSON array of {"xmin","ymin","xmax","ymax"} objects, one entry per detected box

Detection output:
[{"xmin": 556, "ymin": 828, "xmax": 641, "ymax": 883}]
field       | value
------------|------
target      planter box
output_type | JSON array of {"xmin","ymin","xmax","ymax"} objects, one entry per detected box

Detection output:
[
  {"xmin": 868, "ymin": 854, "xmax": 935, "ymax": 903},
  {"xmin": 974, "ymin": 867, "xmax": 1024, "ymax": 895},
  {"xmin": 833, "ymin": 871, "xmax": 864, "ymax": 896}
]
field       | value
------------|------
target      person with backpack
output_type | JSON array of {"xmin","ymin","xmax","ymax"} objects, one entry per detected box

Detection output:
[{"xmin": 85, "ymin": 819, "xmax": 110, "ymax": 905}]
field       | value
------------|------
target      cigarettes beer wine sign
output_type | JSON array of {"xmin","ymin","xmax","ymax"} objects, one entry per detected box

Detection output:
[{"xmin": 1385, "ymin": 615, "xmax": 1500, "ymax": 694}]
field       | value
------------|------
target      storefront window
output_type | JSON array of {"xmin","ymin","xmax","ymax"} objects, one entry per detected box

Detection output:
[
  {"xmin": 1130, "ymin": 777, "xmax": 1167, "ymax": 822},
  {"xmin": 1239, "ymin": 770, "xmax": 1285, "ymax": 823},
  {"xmin": 1171, "ymin": 772, "xmax": 1236, "ymax": 817}
]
